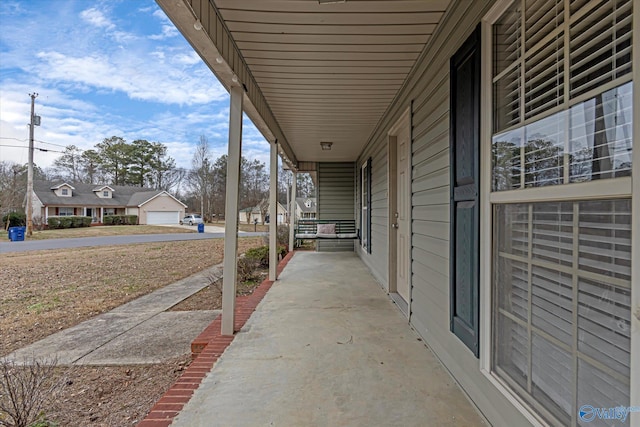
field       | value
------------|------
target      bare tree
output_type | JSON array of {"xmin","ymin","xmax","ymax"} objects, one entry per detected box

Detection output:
[
  {"xmin": 52, "ymin": 145, "xmax": 83, "ymax": 182},
  {"xmin": 189, "ymin": 136, "xmax": 214, "ymax": 219}
]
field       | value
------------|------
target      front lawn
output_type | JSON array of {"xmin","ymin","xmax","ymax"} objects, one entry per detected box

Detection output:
[
  {"xmin": 0, "ymin": 225, "xmax": 193, "ymax": 241},
  {"xmin": 0, "ymin": 236, "xmax": 262, "ymax": 355}
]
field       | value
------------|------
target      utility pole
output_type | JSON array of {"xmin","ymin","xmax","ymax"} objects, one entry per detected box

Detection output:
[{"xmin": 26, "ymin": 93, "xmax": 39, "ymax": 237}]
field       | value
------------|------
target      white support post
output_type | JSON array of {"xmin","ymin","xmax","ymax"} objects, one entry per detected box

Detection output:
[
  {"xmin": 269, "ymin": 141, "xmax": 278, "ymax": 281},
  {"xmin": 221, "ymin": 85, "xmax": 243, "ymax": 336},
  {"xmin": 289, "ymin": 171, "xmax": 296, "ymax": 251}
]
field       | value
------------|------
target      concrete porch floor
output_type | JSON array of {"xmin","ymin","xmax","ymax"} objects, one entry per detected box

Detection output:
[{"xmin": 172, "ymin": 252, "xmax": 486, "ymax": 426}]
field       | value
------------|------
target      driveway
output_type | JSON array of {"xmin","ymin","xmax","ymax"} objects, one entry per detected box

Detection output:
[{"xmin": 0, "ymin": 229, "xmax": 266, "ymax": 254}]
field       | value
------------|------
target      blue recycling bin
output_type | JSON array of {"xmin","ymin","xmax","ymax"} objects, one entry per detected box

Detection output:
[
  {"xmin": 197, "ymin": 223, "xmax": 205, "ymax": 233},
  {"xmin": 8, "ymin": 226, "xmax": 25, "ymax": 242}
]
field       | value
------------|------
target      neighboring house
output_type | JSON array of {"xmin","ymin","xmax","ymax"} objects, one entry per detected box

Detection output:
[
  {"xmin": 31, "ymin": 181, "xmax": 187, "ymax": 225},
  {"xmin": 294, "ymin": 197, "xmax": 316, "ymax": 220},
  {"xmin": 239, "ymin": 201, "xmax": 287, "ymax": 224},
  {"xmin": 161, "ymin": 2, "xmax": 638, "ymax": 426}
]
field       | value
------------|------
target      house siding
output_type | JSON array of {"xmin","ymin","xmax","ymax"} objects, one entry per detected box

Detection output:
[
  {"xmin": 357, "ymin": 1, "xmax": 531, "ymax": 425},
  {"xmin": 355, "ymin": 128, "xmax": 389, "ymax": 289},
  {"xmin": 317, "ymin": 162, "xmax": 356, "ymax": 252},
  {"xmin": 138, "ymin": 194, "xmax": 185, "ymax": 225}
]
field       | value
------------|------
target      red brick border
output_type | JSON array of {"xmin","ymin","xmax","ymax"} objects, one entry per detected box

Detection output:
[{"xmin": 137, "ymin": 250, "xmax": 296, "ymax": 427}]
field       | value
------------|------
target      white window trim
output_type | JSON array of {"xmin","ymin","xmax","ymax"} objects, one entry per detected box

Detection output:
[
  {"xmin": 480, "ymin": 1, "xmax": 638, "ymax": 425},
  {"xmin": 631, "ymin": 0, "xmax": 640, "ymax": 422}
]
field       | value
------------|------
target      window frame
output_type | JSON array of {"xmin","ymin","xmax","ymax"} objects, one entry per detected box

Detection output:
[
  {"xmin": 58, "ymin": 207, "xmax": 74, "ymax": 216},
  {"xmin": 479, "ymin": 1, "xmax": 638, "ymax": 426},
  {"xmin": 361, "ymin": 158, "xmax": 372, "ymax": 253}
]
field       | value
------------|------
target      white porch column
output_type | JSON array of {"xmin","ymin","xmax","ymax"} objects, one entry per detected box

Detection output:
[
  {"xmin": 221, "ymin": 85, "xmax": 244, "ymax": 336},
  {"xmin": 289, "ymin": 171, "xmax": 296, "ymax": 251},
  {"xmin": 269, "ymin": 141, "xmax": 278, "ymax": 281}
]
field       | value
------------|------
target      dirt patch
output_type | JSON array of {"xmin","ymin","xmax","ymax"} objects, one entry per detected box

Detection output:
[
  {"xmin": 170, "ymin": 269, "xmax": 268, "ymax": 311},
  {"xmin": 23, "ymin": 355, "xmax": 190, "ymax": 427}
]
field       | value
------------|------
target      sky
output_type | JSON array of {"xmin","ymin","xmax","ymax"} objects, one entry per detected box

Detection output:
[{"xmin": 0, "ymin": 0, "xmax": 271, "ymax": 172}]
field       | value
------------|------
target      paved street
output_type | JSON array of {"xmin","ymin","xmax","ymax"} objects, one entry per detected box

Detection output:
[{"xmin": 0, "ymin": 230, "xmax": 266, "ymax": 254}]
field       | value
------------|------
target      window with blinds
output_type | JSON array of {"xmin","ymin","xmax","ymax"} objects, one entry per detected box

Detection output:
[
  {"xmin": 490, "ymin": 1, "xmax": 633, "ymax": 426},
  {"xmin": 492, "ymin": 0, "xmax": 633, "ymax": 191},
  {"xmin": 494, "ymin": 200, "xmax": 632, "ymax": 426}
]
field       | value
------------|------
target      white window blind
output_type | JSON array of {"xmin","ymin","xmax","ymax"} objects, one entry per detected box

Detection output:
[
  {"xmin": 493, "ymin": 0, "xmax": 633, "ymax": 135},
  {"xmin": 569, "ymin": 0, "xmax": 633, "ymax": 99},
  {"xmin": 494, "ymin": 200, "xmax": 632, "ymax": 425}
]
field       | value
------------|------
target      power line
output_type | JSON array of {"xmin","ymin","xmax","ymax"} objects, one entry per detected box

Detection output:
[
  {"xmin": 35, "ymin": 139, "xmax": 67, "ymax": 147},
  {"xmin": 0, "ymin": 143, "xmax": 63, "ymax": 153},
  {"xmin": 1, "ymin": 136, "xmax": 69, "ymax": 148}
]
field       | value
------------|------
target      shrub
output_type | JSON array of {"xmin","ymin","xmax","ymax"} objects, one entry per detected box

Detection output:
[
  {"xmin": 277, "ymin": 224, "xmax": 289, "ymax": 246},
  {"xmin": 237, "ymin": 256, "xmax": 259, "ymax": 282},
  {"xmin": 0, "ymin": 357, "xmax": 65, "ymax": 427},
  {"xmin": 102, "ymin": 215, "xmax": 137, "ymax": 225},
  {"xmin": 46, "ymin": 216, "xmax": 91, "ymax": 229},
  {"xmin": 245, "ymin": 245, "xmax": 270, "ymax": 267},
  {"xmin": 243, "ymin": 245, "xmax": 287, "ymax": 269},
  {"xmin": 58, "ymin": 217, "xmax": 73, "ymax": 229},
  {"xmin": 2, "ymin": 212, "xmax": 26, "ymax": 228}
]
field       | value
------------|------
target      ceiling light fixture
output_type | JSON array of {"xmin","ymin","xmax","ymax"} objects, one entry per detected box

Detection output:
[
  {"xmin": 318, "ymin": 0, "xmax": 346, "ymax": 4},
  {"xmin": 193, "ymin": 19, "xmax": 203, "ymax": 30},
  {"xmin": 215, "ymin": 56, "xmax": 223, "ymax": 64},
  {"xmin": 320, "ymin": 141, "xmax": 333, "ymax": 151}
]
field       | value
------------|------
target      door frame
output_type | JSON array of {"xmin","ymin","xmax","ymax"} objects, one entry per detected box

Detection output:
[{"xmin": 387, "ymin": 106, "xmax": 412, "ymax": 317}]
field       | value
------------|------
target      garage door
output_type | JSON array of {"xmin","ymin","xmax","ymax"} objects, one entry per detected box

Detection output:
[{"xmin": 146, "ymin": 211, "xmax": 180, "ymax": 225}]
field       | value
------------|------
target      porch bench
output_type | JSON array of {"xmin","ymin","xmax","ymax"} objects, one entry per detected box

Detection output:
[{"xmin": 294, "ymin": 219, "xmax": 358, "ymax": 246}]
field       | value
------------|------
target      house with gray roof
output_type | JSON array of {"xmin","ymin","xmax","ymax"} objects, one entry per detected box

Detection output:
[
  {"xmin": 294, "ymin": 197, "xmax": 316, "ymax": 220},
  {"xmin": 31, "ymin": 181, "xmax": 187, "ymax": 225}
]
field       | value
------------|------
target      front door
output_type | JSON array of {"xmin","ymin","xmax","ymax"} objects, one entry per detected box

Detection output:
[
  {"xmin": 86, "ymin": 208, "xmax": 93, "ymax": 221},
  {"xmin": 395, "ymin": 116, "xmax": 411, "ymax": 304}
]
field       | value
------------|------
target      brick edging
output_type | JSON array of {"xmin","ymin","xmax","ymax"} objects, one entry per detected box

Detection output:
[{"xmin": 137, "ymin": 250, "xmax": 296, "ymax": 427}]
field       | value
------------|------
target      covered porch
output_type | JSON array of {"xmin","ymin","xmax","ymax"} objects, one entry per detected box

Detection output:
[
  {"xmin": 167, "ymin": 251, "xmax": 485, "ymax": 426},
  {"xmin": 156, "ymin": 0, "xmax": 639, "ymax": 426}
]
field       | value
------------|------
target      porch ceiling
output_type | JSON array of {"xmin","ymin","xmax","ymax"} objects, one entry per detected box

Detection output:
[{"xmin": 158, "ymin": 0, "xmax": 452, "ymax": 165}]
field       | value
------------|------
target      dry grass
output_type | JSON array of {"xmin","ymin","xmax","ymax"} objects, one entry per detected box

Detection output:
[
  {"xmin": 0, "ymin": 237, "xmax": 263, "ymax": 356},
  {"xmin": 1, "ymin": 225, "xmax": 193, "ymax": 241}
]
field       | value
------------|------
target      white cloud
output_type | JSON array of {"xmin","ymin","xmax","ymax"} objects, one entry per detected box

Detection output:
[
  {"xmin": 149, "ymin": 25, "xmax": 179, "ymax": 40},
  {"xmin": 80, "ymin": 8, "xmax": 115, "ymax": 30},
  {"xmin": 0, "ymin": 0, "xmax": 271, "ymax": 173},
  {"xmin": 173, "ymin": 52, "xmax": 201, "ymax": 65},
  {"xmin": 33, "ymin": 50, "xmax": 227, "ymax": 105}
]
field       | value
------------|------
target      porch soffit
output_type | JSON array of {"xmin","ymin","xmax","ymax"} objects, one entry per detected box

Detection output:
[{"xmin": 158, "ymin": 0, "xmax": 451, "ymax": 164}]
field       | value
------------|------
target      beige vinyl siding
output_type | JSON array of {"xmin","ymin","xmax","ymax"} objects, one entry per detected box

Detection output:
[
  {"xmin": 317, "ymin": 162, "xmax": 356, "ymax": 252},
  {"xmin": 356, "ymin": 1, "xmax": 531, "ymax": 425}
]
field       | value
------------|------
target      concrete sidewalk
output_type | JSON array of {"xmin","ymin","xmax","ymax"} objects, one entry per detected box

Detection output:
[
  {"xmin": 5, "ymin": 263, "xmax": 223, "ymax": 365},
  {"xmin": 171, "ymin": 252, "xmax": 486, "ymax": 427}
]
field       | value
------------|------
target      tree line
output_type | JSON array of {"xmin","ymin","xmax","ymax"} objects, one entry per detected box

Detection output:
[
  {"xmin": 185, "ymin": 136, "xmax": 314, "ymax": 222},
  {"xmin": 1, "ymin": 134, "xmax": 314, "ymax": 220},
  {"xmin": 52, "ymin": 136, "xmax": 182, "ymax": 190}
]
